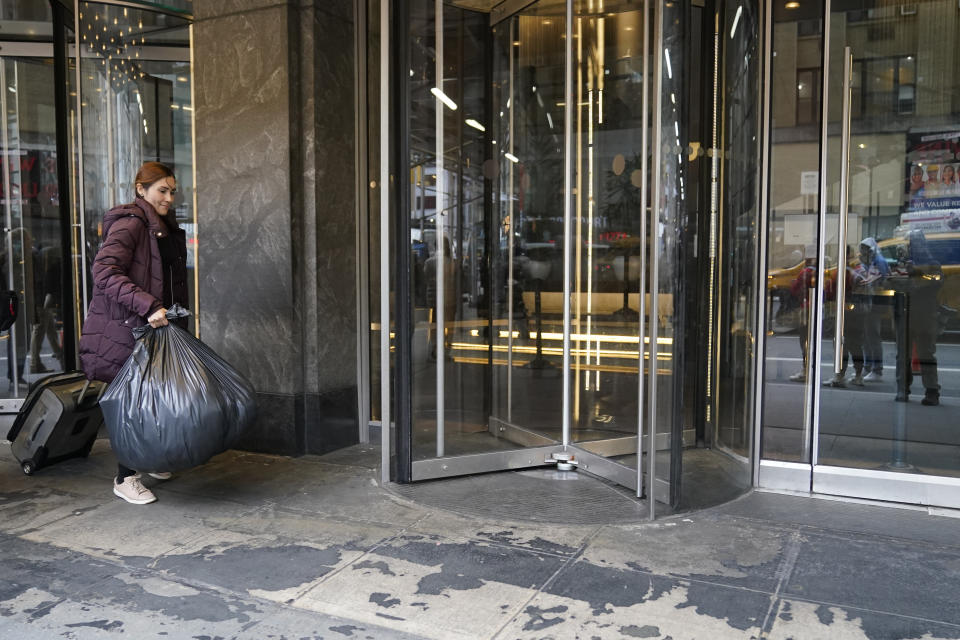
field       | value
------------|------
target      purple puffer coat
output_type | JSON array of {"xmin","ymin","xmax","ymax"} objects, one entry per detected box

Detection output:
[{"xmin": 79, "ymin": 197, "xmax": 188, "ymax": 383}]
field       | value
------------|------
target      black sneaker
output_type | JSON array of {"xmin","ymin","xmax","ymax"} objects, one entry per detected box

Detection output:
[{"xmin": 921, "ymin": 392, "xmax": 940, "ymax": 406}]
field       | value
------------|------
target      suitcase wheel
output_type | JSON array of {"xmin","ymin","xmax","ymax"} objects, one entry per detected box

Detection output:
[{"xmin": 21, "ymin": 460, "xmax": 36, "ymax": 476}]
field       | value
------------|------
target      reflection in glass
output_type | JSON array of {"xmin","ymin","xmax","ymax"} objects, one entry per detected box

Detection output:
[
  {"xmin": 816, "ymin": 0, "xmax": 960, "ymax": 478},
  {"xmin": 761, "ymin": 5, "xmax": 824, "ymax": 463},
  {"xmin": 75, "ymin": 2, "xmax": 195, "ymax": 332},
  {"xmin": 764, "ymin": 0, "xmax": 960, "ymax": 479},
  {"xmin": 1, "ymin": 53, "xmax": 67, "ymax": 395}
]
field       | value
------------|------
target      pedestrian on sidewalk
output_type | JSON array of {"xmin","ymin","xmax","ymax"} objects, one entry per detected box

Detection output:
[
  {"xmin": 823, "ymin": 246, "xmax": 867, "ymax": 387},
  {"xmin": 854, "ymin": 237, "xmax": 889, "ymax": 380},
  {"xmin": 78, "ymin": 162, "xmax": 190, "ymax": 504},
  {"xmin": 788, "ymin": 245, "xmax": 817, "ymax": 383},
  {"xmin": 889, "ymin": 229, "xmax": 942, "ymax": 405}
]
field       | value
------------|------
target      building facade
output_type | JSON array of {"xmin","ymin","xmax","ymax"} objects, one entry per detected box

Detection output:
[{"xmin": 1, "ymin": 0, "xmax": 958, "ymax": 516}]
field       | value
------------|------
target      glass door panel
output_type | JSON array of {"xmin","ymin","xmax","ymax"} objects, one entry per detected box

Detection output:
[
  {"xmin": 567, "ymin": 5, "xmax": 645, "ymax": 477},
  {"xmin": 487, "ymin": 6, "xmax": 566, "ymax": 439},
  {"xmin": 75, "ymin": 2, "xmax": 195, "ymax": 327},
  {"xmin": 761, "ymin": 5, "xmax": 824, "ymax": 464},
  {"xmin": 816, "ymin": 0, "xmax": 960, "ymax": 482},
  {"xmin": 1, "ymin": 53, "xmax": 67, "ymax": 396}
]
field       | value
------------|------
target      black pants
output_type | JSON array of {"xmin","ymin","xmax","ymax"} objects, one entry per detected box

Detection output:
[{"xmin": 117, "ymin": 464, "xmax": 136, "ymax": 481}]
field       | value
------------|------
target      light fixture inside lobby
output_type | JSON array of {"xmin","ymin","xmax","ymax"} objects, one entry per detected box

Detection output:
[
  {"xmin": 465, "ymin": 118, "xmax": 485, "ymax": 132},
  {"xmin": 430, "ymin": 87, "xmax": 458, "ymax": 111},
  {"xmin": 785, "ymin": 1, "xmax": 800, "ymax": 8}
]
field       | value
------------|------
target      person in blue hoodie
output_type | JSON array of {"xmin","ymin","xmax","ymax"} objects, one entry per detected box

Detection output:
[{"xmin": 854, "ymin": 237, "xmax": 889, "ymax": 381}]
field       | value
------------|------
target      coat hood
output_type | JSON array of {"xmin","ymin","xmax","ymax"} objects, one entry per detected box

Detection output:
[{"xmin": 102, "ymin": 197, "xmax": 177, "ymax": 241}]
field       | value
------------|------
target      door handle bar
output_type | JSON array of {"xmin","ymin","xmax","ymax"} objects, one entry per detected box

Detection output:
[{"xmin": 834, "ymin": 47, "xmax": 853, "ymax": 374}]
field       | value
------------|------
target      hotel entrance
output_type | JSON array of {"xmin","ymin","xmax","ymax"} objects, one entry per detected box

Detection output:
[{"xmin": 374, "ymin": 0, "xmax": 763, "ymax": 515}]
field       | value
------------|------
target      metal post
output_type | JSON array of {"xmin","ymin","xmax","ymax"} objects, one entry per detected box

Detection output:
[
  {"xmin": 0, "ymin": 61, "xmax": 19, "ymax": 392},
  {"xmin": 753, "ymin": 0, "xmax": 773, "ymax": 485},
  {"xmin": 833, "ymin": 47, "xmax": 852, "ymax": 374},
  {"xmin": 636, "ymin": 0, "xmax": 650, "ymax": 499},
  {"xmin": 380, "ymin": 0, "xmax": 392, "ymax": 484},
  {"xmin": 561, "ymin": 0, "xmax": 573, "ymax": 448},
  {"xmin": 73, "ymin": 0, "xmax": 90, "ymax": 329},
  {"xmin": 810, "ymin": 0, "xmax": 833, "ymax": 472},
  {"xmin": 648, "ymin": 0, "xmax": 664, "ymax": 519},
  {"xmin": 435, "ymin": 0, "xmax": 445, "ymax": 457},
  {"xmin": 355, "ymin": 0, "xmax": 371, "ymax": 443},
  {"xmin": 507, "ymin": 16, "xmax": 515, "ymax": 421}
]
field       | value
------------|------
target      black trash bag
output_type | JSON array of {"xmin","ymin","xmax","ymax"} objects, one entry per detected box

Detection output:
[{"xmin": 101, "ymin": 304, "xmax": 257, "ymax": 472}]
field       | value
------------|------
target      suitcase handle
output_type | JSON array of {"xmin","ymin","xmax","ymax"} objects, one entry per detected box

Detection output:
[
  {"xmin": 77, "ymin": 379, "xmax": 106, "ymax": 406},
  {"xmin": 78, "ymin": 379, "xmax": 92, "ymax": 404}
]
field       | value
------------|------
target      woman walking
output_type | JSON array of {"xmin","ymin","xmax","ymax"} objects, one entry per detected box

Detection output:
[{"xmin": 79, "ymin": 162, "xmax": 189, "ymax": 504}]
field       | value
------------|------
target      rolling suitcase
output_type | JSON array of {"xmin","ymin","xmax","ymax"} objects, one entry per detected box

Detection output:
[{"xmin": 6, "ymin": 372, "xmax": 107, "ymax": 475}]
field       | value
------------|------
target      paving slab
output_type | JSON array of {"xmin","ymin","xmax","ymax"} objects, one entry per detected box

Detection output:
[
  {"xmin": 0, "ymin": 486, "xmax": 104, "ymax": 535},
  {"xmin": 294, "ymin": 532, "xmax": 570, "ymax": 640},
  {"xmin": 496, "ymin": 571, "xmax": 770, "ymax": 639},
  {"xmin": 782, "ymin": 530, "xmax": 960, "ymax": 627},
  {"xmin": 409, "ymin": 508, "xmax": 599, "ymax": 557},
  {"xmin": 582, "ymin": 516, "xmax": 788, "ymax": 592},
  {"xmin": 0, "ymin": 533, "xmax": 118, "ymax": 606},
  {"xmin": 20, "ymin": 490, "xmax": 258, "ymax": 565},
  {"xmin": 766, "ymin": 598, "xmax": 960, "ymax": 640},
  {"xmin": 714, "ymin": 491, "xmax": 960, "ymax": 549},
  {"xmin": 278, "ymin": 465, "xmax": 432, "ymax": 527},
  {"xmin": 151, "ymin": 528, "xmax": 376, "ymax": 605}
]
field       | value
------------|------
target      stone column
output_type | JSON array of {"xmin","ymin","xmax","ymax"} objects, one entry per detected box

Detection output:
[{"xmin": 192, "ymin": 0, "xmax": 359, "ymax": 456}]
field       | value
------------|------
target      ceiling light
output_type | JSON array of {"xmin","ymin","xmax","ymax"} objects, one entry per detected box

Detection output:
[
  {"xmin": 465, "ymin": 118, "xmax": 485, "ymax": 132},
  {"xmin": 430, "ymin": 87, "xmax": 458, "ymax": 111},
  {"xmin": 785, "ymin": 1, "xmax": 800, "ymax": 8}
]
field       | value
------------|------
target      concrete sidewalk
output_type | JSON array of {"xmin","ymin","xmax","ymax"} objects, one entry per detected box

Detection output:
[{"xmin": 1, "ymin": 440, "xmax": 960, "ymax": 639}]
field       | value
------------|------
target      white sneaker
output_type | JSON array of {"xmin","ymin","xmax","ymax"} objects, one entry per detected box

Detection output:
[
  {"xmin": 823, "ymin": 373, "xmax": 846, "ymax": 388},
  {"xmin": 863, "ymin": 371, "xmax": 880, "ymax": 382},
  {"xmin": 789, "ymin": 371, "xmax": 807, "ymax": 382},
  {"xmin": 113, "ymin": 475, "xmax": 157, "ymax": 505},
  {"xmin": 147, "ymin": 472, "xmax": 173, "ymax": 480}
]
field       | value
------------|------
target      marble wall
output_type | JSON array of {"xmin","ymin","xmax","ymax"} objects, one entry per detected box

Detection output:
[{"xmin": 193, "ymin": 0, "xmax": 359, "ymax": 455}]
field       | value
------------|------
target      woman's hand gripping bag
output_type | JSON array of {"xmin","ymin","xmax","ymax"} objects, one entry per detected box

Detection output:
[{"xmin": 100, "ymin": 305, "xmax": 257, "ymax": 472}]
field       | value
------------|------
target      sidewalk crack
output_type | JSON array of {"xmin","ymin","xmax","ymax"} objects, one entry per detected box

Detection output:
[{"xmin": 759, "ymin": 530, "xmax": 802, "ymax": 637}]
